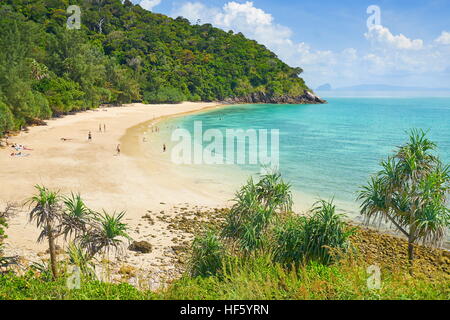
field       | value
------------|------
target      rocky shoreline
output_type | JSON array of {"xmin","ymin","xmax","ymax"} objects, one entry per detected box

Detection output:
[
  {"xmin": 223, "ymin": 91, "xmax": 326, "ymax": 104},
  {"xmin": 2, "ymin": 204, "xmax": 449, "ymax": 291}
]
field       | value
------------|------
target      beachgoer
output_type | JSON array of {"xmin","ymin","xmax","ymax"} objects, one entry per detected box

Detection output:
[
  {"xmin": 99, "ymin": 124, "xmax": 102, "ymax": 133},
  {"xmin": 163, "ymin": 144, "xmax": 166, "ymax": 152},
  {"xmin": 88, "ymin": 131, "xmax": 92, "ymax": 141},
  {"xmin": 116, "ymin": 144, "xmax": 121, "ymax": 155},
  {"xmin": 104, "ymin": 124, "xmax": 106, "ymax": 132}
]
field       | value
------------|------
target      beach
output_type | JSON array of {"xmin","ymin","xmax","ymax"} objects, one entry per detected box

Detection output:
[{"xmin": 0, "ymin": 102, "xmax": 236, "ymax": 282}]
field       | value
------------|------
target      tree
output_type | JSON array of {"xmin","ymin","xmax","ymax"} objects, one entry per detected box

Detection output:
[
  {"xmin": 27, "ymin": 186, "xmax": 131, "ymax": 279},
  {"xmin": 357, "ymin": 129, "xmax": 450, "ymax": 274},
  {"xmin": 80, "ymin": 211, "xmax": 131, "ymax": 259},
  {"xmin": 27, "ymin": 186, "xmax": 62, "ymax": 279}
]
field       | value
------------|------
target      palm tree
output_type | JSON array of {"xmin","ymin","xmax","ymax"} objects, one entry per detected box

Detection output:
[
  {"xmin": 358, "ymin": 129, "xmax": 450, "ymax": 274},
  {"xmin": 81, "ymin": 210, "xmax": 131, "ymax": 259},
  {"xmin": 27, "ymin": 187, "xmax": 131, "ymax": 279},
  {"xmin": 27, "ymin": 185, "xmax": 62, "ymax": 279},
  {"xmin": 61, "ymin": 193, "xmax": 93, "ymax": 240}
]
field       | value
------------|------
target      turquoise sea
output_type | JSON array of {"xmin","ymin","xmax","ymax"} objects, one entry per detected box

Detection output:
[{"xmin": 163, "ymin": 97, "xmax": 450, "ymax": 218}]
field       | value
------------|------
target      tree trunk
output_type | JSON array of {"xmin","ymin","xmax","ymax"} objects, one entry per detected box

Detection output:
[
  {"xmin": 407, "ymin": 237, "xmax": 415, "ymax": 276},
  {"xmin": 47, "ymin": 223, "xmax": 58, "ymax": 279}
]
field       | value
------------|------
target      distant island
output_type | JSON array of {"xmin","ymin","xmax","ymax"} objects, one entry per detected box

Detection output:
[{"xmin": 316, "ymin": 84, "xmax": 450, "ymax": 92}]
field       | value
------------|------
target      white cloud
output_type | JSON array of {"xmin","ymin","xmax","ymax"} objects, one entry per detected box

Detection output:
[
  {"xmin": 172, "ymin": 1, "xmax": 450, "ymax": 88},
  {"xmin": 435, "ymin": 31, "xmax": 450, "ymax": 45},
  {"xmin": 139, "ymin": 0, "xmax": 161, "ymax": 11},
  {"xmin": 365, "ymin": 25, "xmax": 423, "ymax": 50},
  {"xmin": 174, "ymin": 1, "xmax": 292, "ymax": 48}
]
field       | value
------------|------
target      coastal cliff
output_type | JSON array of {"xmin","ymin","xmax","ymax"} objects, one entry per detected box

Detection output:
[{"xmin": 224, "ymin": 91, "xmax": 326, "ymax": 104}]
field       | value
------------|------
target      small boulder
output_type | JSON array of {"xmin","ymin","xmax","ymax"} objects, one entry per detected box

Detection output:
[{"xmin": 128, "ymin": 241, "xmax": 152, "ymax": 254}]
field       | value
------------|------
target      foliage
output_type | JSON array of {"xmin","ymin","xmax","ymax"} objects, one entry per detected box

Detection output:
[
  {"xmin": 26, "ymin": 186, "xmax": 131, "ymax": 279},
  {"xmin": 274, "ymin": 200, "xmax": 355, "ymax": 266},
  {"xmin": 161, "ymin": 254, "xmax": 449, "ymax": 300},
  {"xmin": 0, "ymin": 272, "xmax": 155, "ymax": 300},
  {"xmin": 81, "ymin": 210, "xmax": 131, "ymax": 259},
  {"xmin": 67, "ymin": 243, "xmax": 96, "ymax": 279},
  {"xmin": 189, "ymin": 173, "xmax": 353, "ymax": 279},
  {"xmin": 143, "ymin": 87, "xmax": 186, "ymax": 104},
  {"xmin": 357, "ymin": 129, "xmax": 450, "ymax": 268},
  {"xmin": 0, "ymin": 0, "xmax": 311, "ymax": 136},
  {"xmin": 189, "ymin": 230, "xmax": 227, "ymax": 277},
  {"xmin": 222, "ymin": 172, "xmax": 293, "ymax": 252},
  {"xmin": 0, "ymin": 204, "xmax": 18, "ymax": 269},
  {"xmin": 1, "ymin": 253, "xmax": 448, "ymax": 300}
]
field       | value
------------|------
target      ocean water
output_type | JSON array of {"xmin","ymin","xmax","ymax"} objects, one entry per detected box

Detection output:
[{"xmin": 161, "ymin": 98, "xmax": 450, "ymax": 217}]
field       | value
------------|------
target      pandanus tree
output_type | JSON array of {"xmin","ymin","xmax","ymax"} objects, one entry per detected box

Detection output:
[
  {"xmin": 80, "ymin": 210, "xmax": 131, "ymax": 259},
  {"xmin": 27, "ymin": 186, "xmax": 130, "ymax": 279},
  {"xmin": 357, "ymin": 129, "xmax": 450, "ymax": 273},
  {"xmin": 222, "ymin": 172, "xmax": 293, "ymax": 252},
  {"xmin": 27, "ymin": 186, "xmax": 62, "ymax": 279}
]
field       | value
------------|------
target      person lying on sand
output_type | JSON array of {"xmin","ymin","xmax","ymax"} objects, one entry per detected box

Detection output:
[
  {"xmin": 11, "ymin": 144, "xmax": 32, "ymax": 151},
  {"xmin": 60, "ymin": 138, "xmax": 73, "ymax": 141},
  {"xmin": 10, "ymin": 152, "xmax": 30, "ymax": 157}
]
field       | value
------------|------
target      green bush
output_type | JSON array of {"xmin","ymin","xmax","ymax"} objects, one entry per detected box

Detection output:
[
  {"xmin": 0, "ymin": 101, "xmax": 15, "ymax": 135},
  {"xmin": 274, "ymin": 200, "xmax": 354, "ymax": 265},
  {"xmin": 162, "ymin": 254, "xmax": 449, "ymax": 300},
  {"xmin": 222, "ymin": 173, "xmax": 292, "ymax": 253},
  {"xmin": 143, "ymin": 87, "xmax": 186, "ymax": 104},
  {"xmin": 189, "ymin": 230, "xmax": 226, "ymax": 277}
]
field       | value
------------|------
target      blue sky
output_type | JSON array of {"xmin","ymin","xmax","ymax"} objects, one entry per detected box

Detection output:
[{"xmin": 133, "ymin": 0, "xmax": 450, "ymax": 89}]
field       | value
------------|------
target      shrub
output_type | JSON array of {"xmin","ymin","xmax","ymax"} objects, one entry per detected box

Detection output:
[
  {"xmin": 143, "ymin": 87, "xmax": 186, "ymax": 104},
  {"xmin": 274, "ymin": 200, "xmax": 354, "ymax": 266},
  {"xmin": 222, "ymin": 172, "xmax": 292, "ymax": 253},
  {"xmin": 0, "ymin": 101, "xmax": 15, "ymax": 135},
  {"xmin": 189, "ymin": 230, "xmax": 226, "ymax": 277}
]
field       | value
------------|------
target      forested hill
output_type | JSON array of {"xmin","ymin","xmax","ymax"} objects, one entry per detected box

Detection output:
[{"xmin": 0, "ymin": 0, "xmax": 322, "ymax": 135}]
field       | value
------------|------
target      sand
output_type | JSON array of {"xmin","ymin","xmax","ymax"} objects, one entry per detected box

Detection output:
[{"xmin": 0, "ymin": 102, "xmax": 237, "ymax": 281}]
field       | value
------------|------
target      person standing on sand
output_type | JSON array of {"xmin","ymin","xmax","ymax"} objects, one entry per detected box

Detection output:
[
  {"xmin": 116, "ymin": 144, "xmax": 121, "ymax": 155},
  {"xmin": 88, "ymin": 131, "xmax": 92, "ymax": 141},
  {"xmin": 163, "ymin": 144, "xmax": 166, "ymax": 152},
  {"xmin": 104, "ymin": 124, "xmax": 106, "ymax": 132},
  {"xmin": 99, "ymin": 124, "xmax": 102, "ymax": 133}
]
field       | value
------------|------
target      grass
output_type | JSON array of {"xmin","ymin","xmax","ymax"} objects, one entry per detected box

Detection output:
[{"xmin": 1, "ymin": 254, "xmax": 447, "ymax": 300}]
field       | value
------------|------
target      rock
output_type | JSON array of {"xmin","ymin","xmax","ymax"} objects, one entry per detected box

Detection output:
[
  {"xmin": 118, "ymin": 265, "xmax": 137, "ymax": 277},
  {"xmin": 128, "ymin": 241, "xmax": 153, "ymax": 254},
  {"xmin": 223, "ymin": 90, "xmax": 326, "ymax": 105}
]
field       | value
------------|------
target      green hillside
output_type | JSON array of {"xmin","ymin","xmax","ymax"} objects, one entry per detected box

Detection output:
[{"xmin": 0, "ymin": 0, "xmax": 314, "ymax": 135}]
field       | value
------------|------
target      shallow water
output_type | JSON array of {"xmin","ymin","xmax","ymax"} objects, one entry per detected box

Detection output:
[{"xmin": 152, "ymin": 98, "xmax": 450, "ymax": 221}]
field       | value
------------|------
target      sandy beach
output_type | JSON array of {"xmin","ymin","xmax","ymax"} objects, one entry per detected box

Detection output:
[{"xmin": 0, "ymin": 102, "xmax": 237, "ymax": 282}]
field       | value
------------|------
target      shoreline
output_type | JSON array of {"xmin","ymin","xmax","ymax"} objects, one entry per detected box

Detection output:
[
  {"xmin": 1, "ymin": 100, "xmax": 448, "ymax": 284},
  {"xmin": 0, "ymin": 102, "xmax": 233, "ymax": 268}
]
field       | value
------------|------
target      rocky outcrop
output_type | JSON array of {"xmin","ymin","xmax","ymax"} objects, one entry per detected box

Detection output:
[{"xmin": 223, "ymin": 91, "xmax": 326, "ymax": 105}]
